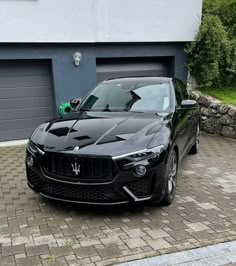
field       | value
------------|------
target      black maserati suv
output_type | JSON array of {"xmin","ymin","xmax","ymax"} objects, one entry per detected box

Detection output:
[{"xmin": 26, "ymin": 77, "xmax": 200, "ymax": 206}]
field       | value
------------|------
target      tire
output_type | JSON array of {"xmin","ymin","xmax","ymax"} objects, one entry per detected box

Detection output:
[
  {"xmin": 189, "ymin": 122, "xmax": 200, "ymax": 155},
  {"xmin": 161, "ymin": 150, "xmax": 178, "ymax": 206}
]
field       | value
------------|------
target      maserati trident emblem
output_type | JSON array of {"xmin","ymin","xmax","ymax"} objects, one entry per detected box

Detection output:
[{"xmin": 71, "ymin": 161, "xmax": 81, "ymax": 175}]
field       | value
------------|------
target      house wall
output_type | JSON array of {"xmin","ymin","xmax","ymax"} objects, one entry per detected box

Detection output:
[
  {"xmin": 0, "ymin": 0, "xmax": 202, "ymax": 43},
  {"xmin": 0, "ymin": 43, "xmax": 187, "ymax": 111}
]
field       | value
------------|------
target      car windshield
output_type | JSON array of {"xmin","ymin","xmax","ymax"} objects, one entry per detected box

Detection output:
[{"xmin": 79, "ymin": 81, "xmax": 170, "ymax": 113}]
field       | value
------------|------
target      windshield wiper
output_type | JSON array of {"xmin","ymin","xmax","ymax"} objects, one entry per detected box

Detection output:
[
  {"xmin": 127, "ymin": 110, "xmax": 145, "ymax": 113},
  {"xmin": 79, "ymin": 108, "xmax": 91, "ymax": 112}
]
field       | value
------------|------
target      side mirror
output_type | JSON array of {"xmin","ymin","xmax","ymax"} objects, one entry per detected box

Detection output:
[
  {"xmin": 180, "ymin": 99, "xmax": 197, "ymax": 109},
  {"xmin": 70, "ymin": 98, "xmax": 81, "ymax": 108}
]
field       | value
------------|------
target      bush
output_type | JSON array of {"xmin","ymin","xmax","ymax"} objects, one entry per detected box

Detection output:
[
  {"xmin": 228, "ymin": 39, "xmax": 236, "ymax": 84},
  {"xmin": 186, "ymin": 0, "xmax": 236, "ymax": 87},
  {"xmin": 203, "ymin": 0, "xmax": 236, "ymax": 38}
]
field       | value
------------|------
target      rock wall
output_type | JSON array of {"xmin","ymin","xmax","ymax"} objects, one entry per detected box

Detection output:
[{"xmin": 189, "ymin": 90, "xmax": 236, "ymax": 139}]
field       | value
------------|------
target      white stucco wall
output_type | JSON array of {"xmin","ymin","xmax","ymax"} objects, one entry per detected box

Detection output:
[{"xmin": 0, "ymin": 0, "xmax": 202, "ymax": 43}]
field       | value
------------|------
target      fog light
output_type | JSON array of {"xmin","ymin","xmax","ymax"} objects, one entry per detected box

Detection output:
[
  {"xmin": 135, "ymin": 165, "xmax": 146, "ymax": 177},
  {"xmin": 27, "ymin": 156, "xmax": 34, "ymax": 167}
]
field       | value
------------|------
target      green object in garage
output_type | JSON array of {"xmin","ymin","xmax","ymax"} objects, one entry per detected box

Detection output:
[{"xmin": 59, "ymin": 102, "xmax": 74, "ymax": 115}]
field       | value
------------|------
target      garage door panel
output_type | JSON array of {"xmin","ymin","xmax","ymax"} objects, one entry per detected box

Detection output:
[
  {"xmin": 0, "ymin": 60, "xmax": 53, "ymax": 141},
  {"xmin": 0, "ymin": 76, "xmax": 51, "ymax": 88},
  {"xmin": 0, "ymin": 86, "xmax": 51, "ymax": 99},
  {"xmin": 97, "ymin": 70, "xmax": 166, "ymax": 83},
  {"xmin": 0, "ymin": 61, "xmax": 50, "ymax": 77},
  {"xmin": 0, "ymin": 128, "xmax": 36, "ymax": 142},
  {"xmin": 96, "ymin": 59, "xmax": 170, "ymax": 83},
  {"xmin": 0, "ymin": 117, "xmax": 50, "ymax": 132},
  {"xmin": 0, "ymin": 97, "xmax": 52, "ymax": 110},
  {"xmin": 0, "ymin": 107, "xmax": 53, "ymax": 121}
]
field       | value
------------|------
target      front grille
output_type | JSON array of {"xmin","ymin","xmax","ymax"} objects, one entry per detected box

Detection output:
[
  {"xmin": 44, "ymin": 152, "xmax": 117, "ymax": 182},
  {"xmin": 27, "ymin": 167, "xmax": 42, "ymax": 188},
  {"xmin": 127, "ymin": 177, "xmax": 152, "ymax": 198},
  {"xmin": 40, "ymin": 182, "xmax": 123, "ymax": 203}
]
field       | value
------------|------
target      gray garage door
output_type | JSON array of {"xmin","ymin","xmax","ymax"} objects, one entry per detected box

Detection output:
[
  {"xmin": 96, "ymin": 58, "xmax": 170, "ymax": 83},
  {"xmin": 0, "ymin": 60, "xmax": 54, "ymax": 141}
]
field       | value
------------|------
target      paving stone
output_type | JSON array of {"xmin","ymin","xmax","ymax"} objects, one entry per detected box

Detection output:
[
  {"xmin": 80, "ymin": 239, "xmax": 100, "ymax": 247},
  {"xmin": 168, "ymin": 230, "xmax": 192, "ymax": 241},
  {"xmin": 49, "ymin": 246, "xmax": 73, "ymax": 257},
  {"xmin": 0, "ymin": 135, "xmax": 236, "ymax": 265},
  {"xmin": 61, "ymin": 226, "xmax": 82, "ymax": 236},
  {"xmin": 100, "ymin": 236, "xmax": 123, "ymax": 246},
  {"xmin": 2, "ymin": 244, "xmax": 25, "ymax": 256},
  {"xmin": 82, "ymin": 227, "xmax": 102, "ymax": 237},
  {"xmin": 26, "ymin": 245, "xmax": 49, "ymax": 256},
  {"xmin": 42, "ymin": 256, "xmax": 67, "ymax": 266},
  {"xmin": 12, "ymin": 236, "xmax": 33, "ymax": 246},
  {"xmin": 186, "ymin": 222, "xmax": 210, "ymax": 232},
  {"xmin": 96, "ymin": 258, "xmax": 119, "ymax": 266},
  {"xmin": 34, "ymin": 235, "xmax": 56, "ymax": 245},
  {"xmin": 125, "ymin": 229, "xmax": 146, "ymax": 238},
  {"xmin": 16, "ymin": 256, "xmax": 42, "ymax": 266},
  {"xmin": 15, "ymin": 253, "xmax": 26, "ymax": 259},
  {"xmin": 208, "ymin": 223, "xmax": 230, "ymax": 232},
  {"xmin": 190, "ymin": 231, "xmax": 214, "ymax": 241},
  {"xmin": 167, "ymin": 222, "xmax": 188, "ymax": 231},
  {"xmin": 0, "ymin": 256, "xmax": 16, "ymax": 266},
  {"xmin": 90, "ymin": 255, "xmax": 102, "ymax": 262},
  {"xmin": 65, "ymin": 254, "xmax": 77, "ymax": 261},
  {"xmin": 146, "ymin": 229, "xmax": 169, "ymax": 239},
  {"xmin": 73, "ymin": 246, "xmax": 98, "ymax": 258},
  {"xmin": 147, "ymin": 238, "xmax": 172, "ymax": 250},
  {"xmin": 97, "ymin": 245, "xmax": 122, "ymax": 259},
  {"xmin": 124, "ymin": 238, "xmax": 147, "ymax": 249}
]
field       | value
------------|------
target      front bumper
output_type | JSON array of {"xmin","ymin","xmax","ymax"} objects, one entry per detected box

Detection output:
[{"xmin": 26, "ymin": 151, "xmax": 166, "ymax": 205}]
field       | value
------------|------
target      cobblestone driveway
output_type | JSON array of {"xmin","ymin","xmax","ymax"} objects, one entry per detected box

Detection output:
[{"xmin": 0, "ymin": 134, "xmax": 236, "ymax": 266}]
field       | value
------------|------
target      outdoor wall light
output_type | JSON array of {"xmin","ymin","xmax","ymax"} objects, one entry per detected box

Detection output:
[{"xmin": 73, "ymin": 52, "xmax": 82, "ymax": 66}]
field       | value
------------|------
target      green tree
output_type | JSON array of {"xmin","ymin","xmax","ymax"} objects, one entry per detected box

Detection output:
[
  {"xmin": 228, "ymin": 39, "xmax": 236, "ymax": 83},
  {"xmin": 186, "ymin": 0, "xmax": 236, "ymax": 87},
  {"xmin": 204, "ymin": 0, "xmax": 236, "ymax": 37},
  {"xmin": 186, "ymin": 15, "xmax": 232, "ymax": 87}
]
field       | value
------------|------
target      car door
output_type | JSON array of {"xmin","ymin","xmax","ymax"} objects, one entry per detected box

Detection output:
[
  {"xmin": 172, "ymin": 79, "xmax": 191, "ymax": 157},
  {"xmin": 177, "ymin": 79, "xmax": 198, "ymax": 147}
]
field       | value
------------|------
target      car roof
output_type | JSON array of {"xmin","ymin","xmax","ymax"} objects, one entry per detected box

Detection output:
[{"xmin": 102, "ymin": 77, "xmax": 172, "ymax": 84}]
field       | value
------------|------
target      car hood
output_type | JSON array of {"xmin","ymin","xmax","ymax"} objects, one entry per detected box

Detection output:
[{"xmin": 31, "ymin": 111, "xmax": 170, "ymax": 157}]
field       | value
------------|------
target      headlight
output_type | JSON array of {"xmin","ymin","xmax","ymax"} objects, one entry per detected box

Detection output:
[
  {"xmin": 112, "ymin": 145, "xmax": 164, "ymax": 162},
  {"xmin": 27, "ymin": 141, "xmax": 45, "ymax": 156},
  {"xmin": 113, "ymin": 145, "xmax": 164, "ymax": 172}
]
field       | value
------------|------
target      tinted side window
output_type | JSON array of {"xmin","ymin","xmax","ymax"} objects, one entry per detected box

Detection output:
[
  {"xmin": 177, "ymin": 80, "xmax": 189, "ymax": 100},
  {"xmin": 173, "ymin": 80, "xmax": 183, "ymax": 106}
]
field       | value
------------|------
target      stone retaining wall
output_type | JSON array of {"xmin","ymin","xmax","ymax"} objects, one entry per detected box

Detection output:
[{"xmin": 189, "ymin": 90, "xmax": 236, "ymax": 139}]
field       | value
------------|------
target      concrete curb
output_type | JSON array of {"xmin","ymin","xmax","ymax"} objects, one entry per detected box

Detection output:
[
  {"xmin": 118, "ymin": 241, "xmax": 236, "ymax": 266},
  {"xmin": 0, "ymin": 139, "xmax": 28, "ymax": 147}
]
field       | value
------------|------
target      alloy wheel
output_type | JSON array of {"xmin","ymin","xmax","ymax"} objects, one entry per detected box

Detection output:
[
  {"xmin": 196, "ymin": 123, "xmax": 200, "ymax": 150},
  {"xmin": 168, "ymin": 153, "xmax": 177, "ymax": 197}
]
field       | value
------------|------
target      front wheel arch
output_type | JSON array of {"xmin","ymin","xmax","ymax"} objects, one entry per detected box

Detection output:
[
  {"xmin": 173, "ymin": 145, "xmax": 179, "ymax": 168},
  {"xmin": 151, "ymin": 145, "xmax": 179, "ymax": 206},
  {"xmin": 161, "ymin": 149, "xmax": 178, "ymax": 206}
]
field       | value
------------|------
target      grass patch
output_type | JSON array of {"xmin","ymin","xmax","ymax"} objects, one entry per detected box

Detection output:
[
  {"xmin": 201, "ymin": 87, "xmax": 236, "ymax": 106},
  {"xmin": 47, "ymin": 255, "xmax": 57, "ymax": 262}
]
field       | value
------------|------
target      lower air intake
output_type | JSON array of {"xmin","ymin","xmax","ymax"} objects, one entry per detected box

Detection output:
[{"xmin": 40, "ymin": 182, "xmax": 123, "ymax": 203}]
